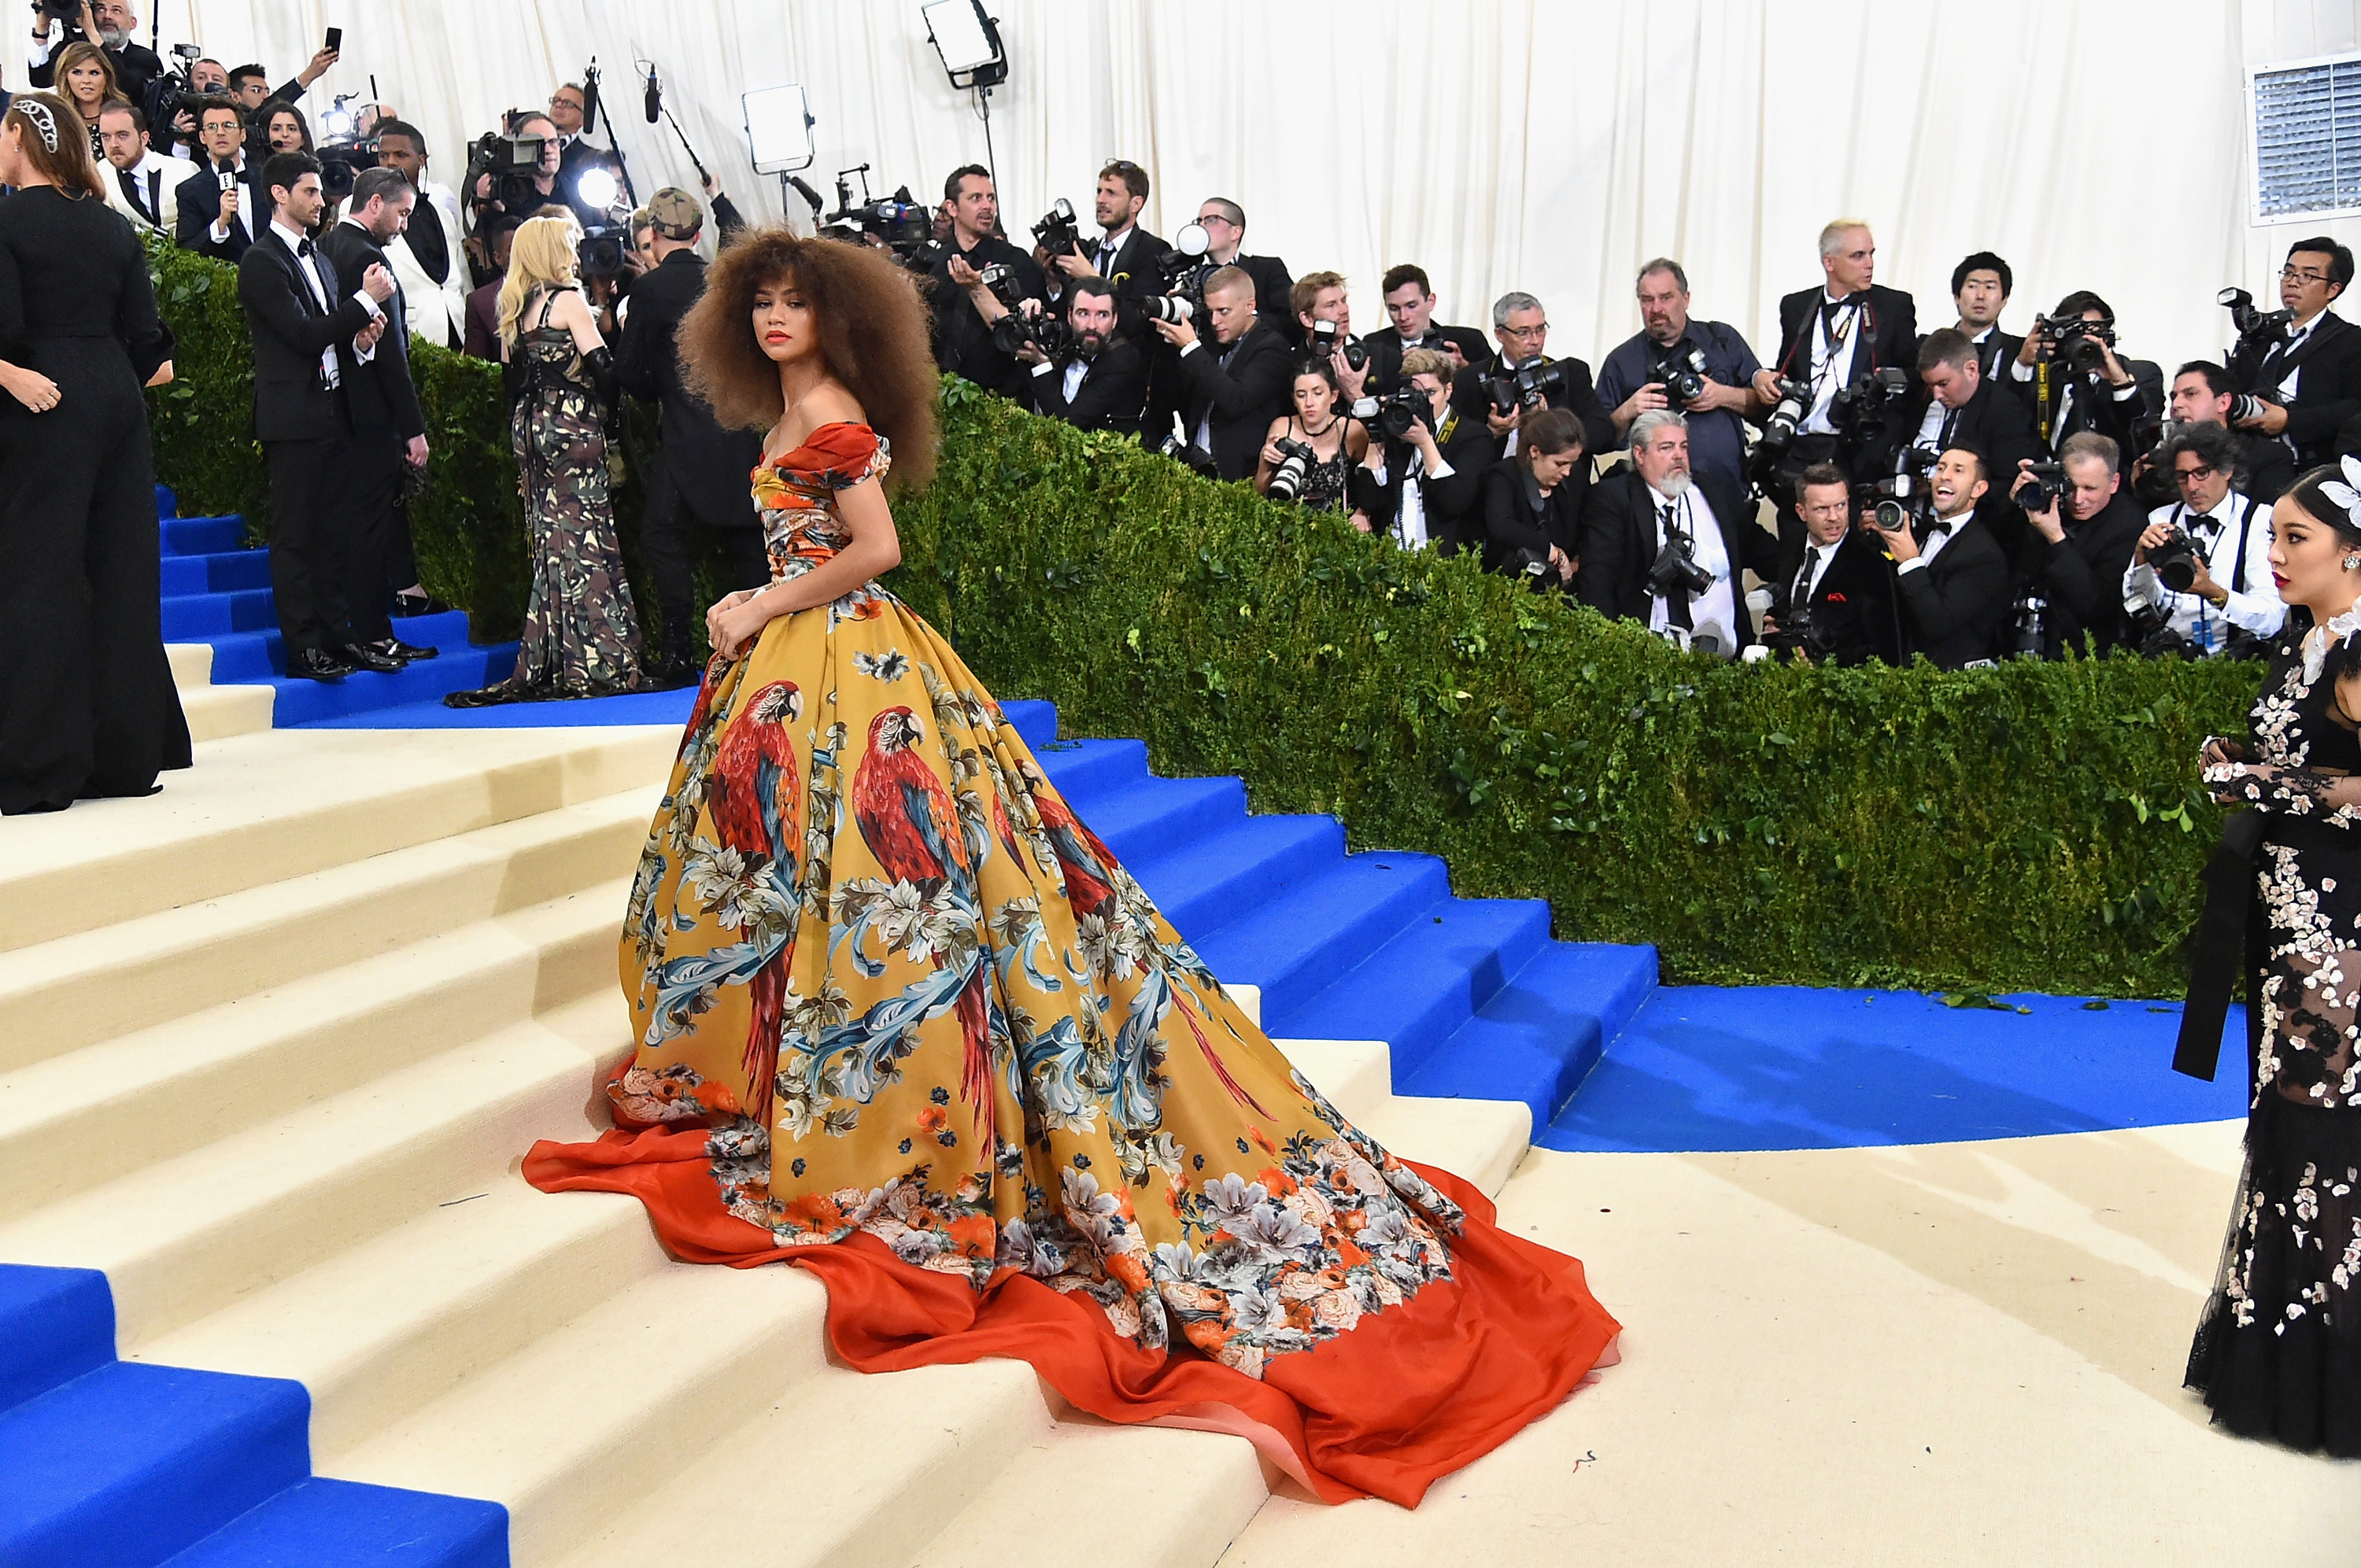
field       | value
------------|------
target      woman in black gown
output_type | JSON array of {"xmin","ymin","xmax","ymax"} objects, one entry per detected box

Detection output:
[
  {"xmin": 0, "ymin": 93, "xmax": 185, "ymax": 814},
  {"xmin": 2184, "ymin": 459, "xmax": 2361, "ymax": 1457}
]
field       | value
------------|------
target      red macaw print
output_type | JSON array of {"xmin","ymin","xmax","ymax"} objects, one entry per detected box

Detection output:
[
  {"xmin": 1029, "ymin": 778, "xmax": 1118, "ymax": 919},
  {"xmin": 707, "ymin": 681, "xmax": 803, "ymax": 1117},
  {"xmin": 852, "ymin": 707, "xmax": 995, "ymax": 1147}
]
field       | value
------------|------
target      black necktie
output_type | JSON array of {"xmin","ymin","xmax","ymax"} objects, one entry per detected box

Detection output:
[
  {"xmin": 1938, "ymin": 404, "xmax": 1958, "ymax": 448},
  {"xmin": 1096, "ymin": 239, "xmax": 1117, "ymax": 274},
  {"xmin": 1794, "ymin": 544, "xmax": 1820, "ymax": 604},
  {"xmin": 1662, "ymin": 506, "xmax": 1694, "ymax": 629},
  {"xmin": 117, "ymin": 168, "xmax": 150, "ymax": 223}
]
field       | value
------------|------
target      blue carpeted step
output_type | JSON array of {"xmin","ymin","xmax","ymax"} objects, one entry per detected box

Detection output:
[
  {"xmin": 204, "ymin": 611, "xmax": 477, "ymax": 682},
  {"xmin": 0, "ymin": 1360, "xmax": 309, "ymax": 1566},
  {"xmin": 1192, "ymin": 853, "xmax": 1454, "ymax": 1023},
  {"xmin": 1055, "ymin": 774, "xmax": 1247, "ymax": 867},
  {"xmin": 162, "ymin": 514, "xmax": 245, "ymax": 555},
  {"xmin": 161, "ymin": 1476, "xmax": 507, "ymax": 1568},
  {"xmin": 1265, "ymin": 895, "xmax": 1552, "ymax": 1065},
  {"xmin": 1127, "ymin": 813, "xmax": 1348, "ymax": 944},
  {"xmin": 1399, "ymin": 941, "xmax": 1659, "ymax": 1127},
  {"xmin": 271, "ymin": 644, "xmax": 520, "ymax": 726},
  {"xmin": 1029, "ymin": 737, "xmax": 1149, "ymax": 800},
  {"xmin": 0, "ymin": 1264, "xmax": 113, "ymax": 1413},
  {"xmin": 161, "ymin": 586, "xmax": 278, "ymax": 639},
  {"xmin": 1000, "ymin": 699, "xmax": 1059, "ymax": 751}
]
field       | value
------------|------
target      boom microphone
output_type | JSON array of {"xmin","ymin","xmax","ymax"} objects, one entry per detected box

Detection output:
[{"xmin": 644, "ymin": 63, "xmax": 661, "ymax": 124}]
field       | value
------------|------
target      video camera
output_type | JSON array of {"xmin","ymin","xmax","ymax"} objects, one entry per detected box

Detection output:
[
  {"xmin": 316, "ymin": 94, "xmax": 381, "ymax": 207},
  {"xmin": 1031, "ymin": 197, "xmax": 1084, "ymax": 259},
  {"xmin": 1488, "ymin": 356, "xmax": 1568, "ymax": 416},
  {"xmin": 822, "ymin": 167, "xmax": 937, "ymax": 271},
  {"xmin": 2219, "ymin": 286, "xmax": 2293, "ymax": 356},
  {"xmin": 466, "ymin": 127, "xmax": 545, "ymax": 214}
]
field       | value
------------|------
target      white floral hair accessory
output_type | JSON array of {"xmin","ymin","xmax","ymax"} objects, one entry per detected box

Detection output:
[
  {"xmin": 13, "ymin": 99, "xmax": 58, "ymax": 155},
  {"xmin": 2322, "ymin": 454, "xmax": 2361, "ymax": 536}
]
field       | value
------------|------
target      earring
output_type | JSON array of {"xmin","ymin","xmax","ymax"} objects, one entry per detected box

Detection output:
[{"xmin": 2345, "ymin": 554, "xmax": 2360, "ymax": 570}]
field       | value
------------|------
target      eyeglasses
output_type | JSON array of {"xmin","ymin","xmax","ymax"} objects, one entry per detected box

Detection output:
[
  {"xmin": 2282, "ymin": 266, "xmax": 2333, "ymax": 286},
  {"xmin": 1102, "ymin": 159, "xmax": 1144, "ymax": 175},
  {"xmin": 1196, "ymin": 213, "xmax": 1238, "ymax": 227},
  {"xmin": 2174, "ymin": 463, "xmax": 2219, "ymax": 484},
  {"xmin": 1502, "ymin": 323, "xmax": 1548, "ymax": 340}
]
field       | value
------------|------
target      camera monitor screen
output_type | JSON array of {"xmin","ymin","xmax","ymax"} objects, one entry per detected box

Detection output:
[{"xmin": 742, "ymin": 84, "xmax": 814, "ymax": 174}]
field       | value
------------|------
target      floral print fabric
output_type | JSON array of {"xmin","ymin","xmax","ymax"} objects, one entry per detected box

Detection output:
[{"xmin": 602, "ymin": 421, "xmax": 1477, "ymax": 1377}]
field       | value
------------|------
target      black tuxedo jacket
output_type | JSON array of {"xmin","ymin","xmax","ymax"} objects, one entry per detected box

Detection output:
[
  {"xmin": 175, "ymin": 161, "xmax": 266, "ymax": 261},
  {"xmin": 1771, "ymin": 283, "xmax": 1918, "ymax": 387},
  {"xmin": 618, "ymin": 249, "xmax": 763, "ymax": 529},
  {"xmin": 1366, "ymin": 323, "xmax": 1493, "ymax": 393},
  {"xmin": 1895, "ymin": 516, "xmax": 2009, "ymax": 669},
  {"xmin": 1771, "ymin": 529, "xmax": 1898, "ymax": 666},
  {"xmin": 2025, "ymin": 491, "xmax": 2145, "ymax": 657},
  {"xmin": 1448, "ymin": 356, "xmax": 1616, "ymax": 486},
  {"xmin": 237, "ymin": 228, "xmax": 371, "ymax": 443},
  {"xmin": 1175, "ymin": 320, "xmax": 1293, "ymax": 481},
  {"xmin": 317, "ymin": 221, "xmax": 425, "ymax": 439},
  {"xmin": 929, "ymin": 232, "xmax": 1045, "ymax": 400},
  {"xmin": 1024, "ymin": 339, "xmax": 1148, "ymax": 436},
  {"xmin": 1901, "ymin": 374, "xmax": 2039, "ymax": 473},
  {"xmin": 1360, "ymin": 413, "xmax": 1495, "ymax": 554},
  {"xmin": 1476, "ymin": 456, "xmax": 1584, "ymax": 576},
  {"xmin": 1968, "ymin": 328, "xmax": 2026, "ymax": 383},
  {"xmin": 2231, "ymin": 312, "xmax": 2361, "ymax": 467},
  {"xmin": 1078, "ymin": 226, "xmax": 1167, "ymax": 345},
  {"xmin": 1579, "ymin": 468, "xmax": 1780, "ymax": 647}
]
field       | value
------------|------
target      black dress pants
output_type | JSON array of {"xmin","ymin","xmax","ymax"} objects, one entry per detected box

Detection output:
[
  {"xmin": 0, "ymin": 342, "xmax": 191, "ymax": 814},
  {"xmin": 638, "ymin": 459, "xmax": 770, "ymax": 644},
  {"xmin": 264, "ymin": 405, "xmax": 367, "ymax": 658},
  {"xmin": 343, "ymin": 426, "xmax": 405, "ymax": 646}
]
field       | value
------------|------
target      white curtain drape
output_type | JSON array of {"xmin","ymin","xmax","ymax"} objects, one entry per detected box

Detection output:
[{"xmin": 24, "ymin": 0, "xmax": 2361, "ymax": 372}]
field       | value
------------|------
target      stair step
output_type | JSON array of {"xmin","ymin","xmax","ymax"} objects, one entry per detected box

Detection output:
[
  {"xmin": 271, "ymin": 644, "xmax": 523, "ymax": 727},
  {"xmin": 161, "ymin": 586, "xmax": 277, "ymax": 638},
  {"xmin": 201, "ymin": 611, "xmax": 475, "ymax": 681},
  {"xmin": 1265, "ymin": 896, "xmax": 1554, "ymax": 1074},
  {"xmin": 0, "ymin": 725, "xmax": 670, "ymax": 956},
  {"xmin": 1192, "ymin": 853, "xmax": 1454, "ymax": 1023},
  {"xmin": 1027, "ymin": 736, "xmax": 1148, "ymax": 799},
  {"xmin": 162, "ymin": 1476, "xmax": 507, "ymax": 1568},
  {"xmin": 0, "ymin": 1264, "xmax": 113, "ymax": 1411},
  {"xmin": 999, "ymin": 699, "xmax": 1058, "ymax": 751},
  {"xmin": 162, "ymin": 514, "xmax": 244, "ymax": 555},
  {"xmin": 1057, "ymin": 773, "xmax": 1247, "ymax": 867},
  {"xmin": 1125, "ymin": 812, "xmax": 1347, "ymax": 946},
  {"xmin": 157, "ymin": 547, "xmax": 274, "ymax": 600},
  {"xmin": 182, "ymin": 681, "xmax": 277, "ymax": 741},
  {"xmin": 167, "ymin": 641, "xmax": 214, "ymax": 687},
  {"xmin": 0, "ymin": 1360, "xmax": 309, "ymax": 1568},
  {"xmin": 1399, "ymin": 941, "xmax": 1661, "ymax": 1127},
  {"xmin": 0, "ymin": 787, "xmax": 653, "ymax": 1072}
]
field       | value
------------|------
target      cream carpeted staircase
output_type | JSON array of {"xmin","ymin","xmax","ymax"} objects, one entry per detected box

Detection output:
[{"xmin": 0, "ymin": 673, "xmax": 1539, "ymax": 1566}]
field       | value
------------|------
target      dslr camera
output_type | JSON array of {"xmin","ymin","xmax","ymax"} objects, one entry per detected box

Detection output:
[
  {"xmin": 1489, "ymin": 356, "xmax": 1568, "ymax": 415},
  {"xmin": 1864, "ymin": 445, "xmax": 1938, "ymax": 533},
  {"xmin": 1032, "ymin": 197, "xmax": 1084, "ymax": 260},
  {"xmin": 1761, "ymin": 601, "xmax": 1836, "ymax": 660},
  {"xmin": 1366, "ymin": 382, "xmax": 1432, "ymax": 441},
  {"xmin": 2219, "ymin": 286, "xmax": 2293, "ymax": 354},
  {"xmin": 578, "ymin": 223, "xmax": 631, "ymax": 279},
  {"xmin": 1156, "ymin": 222, "xmax": 1215, "ymax": 320},
  {"xmin": 2145, "ymin": 528, "xmax": 2206, "ymax": 595},
  {"xmin": 1158, "ymin": 431, "xmax": 1219, "ymax": 479},
  {"xmin": 1646, "ymin": 515, "xmax": 1714, "ymax": 602},
  {"xmin": 1307, "ymin": 318, "xmax": 1369, "ymax": 374},
  {"xmin": 1265, "ymin": 437, "xmax": 1319, "ymax": 503},
  {"xmin": 1649, "ymin": 345, "xmax": 1710, "ymax": 409},
  {"xmin": 2038, "ymin": 314, "xmax": 2115, "ymax": 375},
  {"xmin": 2016, "ymin": 459, "xmax": 2067, "ymax": 514}
]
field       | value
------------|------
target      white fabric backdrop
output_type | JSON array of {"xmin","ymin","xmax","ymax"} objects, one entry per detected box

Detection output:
[{"xmin": 22, "ymin": 0, "xmax": 2361, "ymax": 374}]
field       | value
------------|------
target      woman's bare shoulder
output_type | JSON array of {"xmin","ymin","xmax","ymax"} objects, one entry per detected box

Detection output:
[{"xmin": 806, "ymin": 381, "xmax": 866, "ymax": 423}]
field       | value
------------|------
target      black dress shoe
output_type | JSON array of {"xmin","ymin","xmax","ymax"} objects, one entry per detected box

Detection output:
[
  {"xmin": 379, "ymin": 636, "xmax": 438, "ymax": 662},
  {"xmin": 289, "ymin": 647, "xmax": 353, "ymax": 681},
  {"xmin": 340, "ymin": 642, "xmax": 406, "ymax": 674},
  {"xmin": 392, "ymin": 589, "xmax": 451, "ymax": 618}
]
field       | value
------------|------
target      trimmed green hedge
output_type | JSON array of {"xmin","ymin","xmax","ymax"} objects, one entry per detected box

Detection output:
[{"xmin": 144, "ymin": 241, "xmax": 2263, "ymax": 997}]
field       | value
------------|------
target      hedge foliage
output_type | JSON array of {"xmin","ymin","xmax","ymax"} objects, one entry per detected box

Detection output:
[{"xmin": 143, "ymin": 241, "xmax": 2265, "ymax": 997}]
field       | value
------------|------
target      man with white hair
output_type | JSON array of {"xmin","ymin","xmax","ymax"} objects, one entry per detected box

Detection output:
[{"xmin": 1580, "ymin": 408, "xmax": 1780, "ymax": 657}]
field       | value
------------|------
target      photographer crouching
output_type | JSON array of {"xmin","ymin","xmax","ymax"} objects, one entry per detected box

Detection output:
[
  {"xmin": 2003, "ymin": 433, "xmax": 2146, "ymax": 658},
  {"xmin": 1479, "ymin": 408, "xmax": 1585, "ymax": 589},
  {"xmin": 1255, "ymin": 358, "xmax": 1367, "ymax": 518},
  {"xmin": 1354, "ymin": 347, "xmax": 1491, "ymax": 552},
  {"xmin": 1014, "ymin": 276, "xmax": 1147, "ymax": 435},
  {"xmin": 1760, "ymin": 463, "xmax": 1897, "ymax": 665},
  {"xmin": 1582, "ymin": 409, "xmax": 1779, "ymax": 656},
  {"xmin": 2121, "ymin": 422, "xmax": 2285, "ymax": 657}
]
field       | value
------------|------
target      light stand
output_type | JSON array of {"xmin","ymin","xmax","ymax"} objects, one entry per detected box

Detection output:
[
  {"xmin": 742, "ymin": 84, "xmax": 818, "ymax": 228},
  {"xmin": 922, "ymin": 0, "xmax": 1008, "ymax": 189}
]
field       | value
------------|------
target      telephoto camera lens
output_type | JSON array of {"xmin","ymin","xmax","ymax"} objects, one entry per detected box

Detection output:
[
  {"xmin": 1874, "ymin": 497, "xmax": 1914, "ymax": 533},
  {"xmin": 1265, "ymin": 438, "xmax": 1317, "ymax": 503},
  {"xmin": 1142, "ymin": 295, "xmax": 1196, "ymax": 324},
  {"xmin": 2226, "ymin": 393, "xmax": 2270, "ymax": 422}
]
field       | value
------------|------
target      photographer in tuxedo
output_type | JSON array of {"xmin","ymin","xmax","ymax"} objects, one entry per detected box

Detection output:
[
  {"xmin": 1451, "ymin": 291, "xmax": 1613, "ymax": 479},
  {"xmin": 1581, "ymin": 409, "xmax": 1779, "ymax": 658},
  {"xmin": 617, "ymin": 187, "xmax": 767, "ymax": 683},
  {"xmin": 1753, "ymin": 220, "xmax": 1917, "ymax": 459},
  {"xmin": 2156, "ymin": 360, "xmax": 2296, "ymax": 504},
  {"xmin": 236, "ymin": 150, "xmax": 399, "ymax": 682},
  {"xmin": 1157, "ymin": 265, "xmax": 1291, "ymax": 481},
  {"xmin": 2004, "ymin": 432, "xmax": 2145, "ymax": 658},
  {"xmin": 1357, "ymin": 347, "xmax": 1491, "ymax": 552},
  {"xmin": 1904, "ymin": 327, "xmax": 2039, "ymax": 565},
  {"xmin": 1949, "ymin": 252, "xmax": 2023, "ymax": 382},
  {"xmin": 2123, "ymin": 422, "xmax": 2283, "ymax": 658},
  {"xmin": 1020, "ymin": 277, "xmax": 1147, "ymax": 435},
  {"xmin": 2229, "ymin": 238, "xmax": 2361, "ymax": 470},
  {"xmin": 97, "ymin": 101, "xmax": 192, "ymax": 234},
  {"xmin": 1192, "ymin": 198, "xmax": 1292, "ymax": 338},
  {"xmin": 173, "ymin": 96, "xmax": 261, "ymax": 260},
  {"xmin": 1868, "ymin": 445, "xmax": 2009, "ymax": 670},
  {"xmin": 932, "ymin": 164, "xmax": 1044, "ymax": 399},
  {"xmin": 1596, "ymin": 257, "xmax": 1764, "ymax": 495},
  {"xmin": 1760, "ymin": 463, "xmax": 1897, "ymax": 666},
  {"xmin": 320, "ymin": 166, "xmax": 438, "ymax": 671},
  {"xmin": 1365, "ymin": 264, "xmax": 1490, "ymax": 392},
  {"xmin": 2006, "ymin": 290, "xmax": 2147, "ymax": 452},
  {"xmin": 1047, "ymin": 160, "xmax": 1164, "ymax": 332}
]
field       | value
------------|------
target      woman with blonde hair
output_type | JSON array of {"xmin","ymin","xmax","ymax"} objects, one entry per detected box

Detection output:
[
  {"xmin": 445, "ymin": 212, "xmax": 646, "ymax": 705},
  {"xmin": 0, "ymin": 92, "xmax": 183, "ymax": 812},
  {"xmin": 52, "ymin": 41, "xmax": 114, "ymax": 160},
  {"xmin": 523, "ymin": 227, "xmax": 1621, "ymax": 1507}
]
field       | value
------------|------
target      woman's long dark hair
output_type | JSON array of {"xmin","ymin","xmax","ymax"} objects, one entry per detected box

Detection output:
[
  {"xmin": 4, "ymin": 91, "xmax": 105, "ymax": 199},
  {"xmin": 678, "ymin": 228, "xmax": 940, "ymax": 493},
  {"xmin": 2287, "ymin": 465, "xmax": 2361, "ymax": 546},
  {"xmin": 257, "ymin": 101, "xmax": 313, "ymax": 155}
]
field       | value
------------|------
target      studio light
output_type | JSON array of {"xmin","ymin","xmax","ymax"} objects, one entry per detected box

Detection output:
[
  {"xmin": 742, "ymin": 83, "xmax": 815, "ymax": 174},
  {"xmin": 922, "ymin": 0, "xmax": 1006, "ymax": 90},
  {"xmin": 575, "ymin": 165, "xmax": 619, "ymax": 213}
]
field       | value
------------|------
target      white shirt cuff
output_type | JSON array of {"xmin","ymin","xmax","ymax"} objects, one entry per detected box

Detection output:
[
  {"xmin": 353, "ymin": 293, "xmax": 382, "ymax": 319},
  {"xmin": 1896, "ymin": 556, "xmax": 1929, "ymax": 575},
  {"xmin": 1427, "ymin": 457, "xmax": 1455, "ymax": 480},
  {"xmin": 1030, "ymin": 360, "xmax": 1055, "ymax": 378},
  {"xmin": 1178, "ymin": 340, "xmax": 1200, "ymax": 358}
]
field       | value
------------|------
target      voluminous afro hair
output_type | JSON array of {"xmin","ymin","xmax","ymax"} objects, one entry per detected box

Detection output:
[{"xmin": 678, "ymin": 227, "xmax": 940, "ymax": 494}]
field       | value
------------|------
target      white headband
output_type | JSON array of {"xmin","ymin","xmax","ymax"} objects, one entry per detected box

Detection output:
[{"xmin": 14, "ymin": 100, "xmax": 58, "ymax": 155}]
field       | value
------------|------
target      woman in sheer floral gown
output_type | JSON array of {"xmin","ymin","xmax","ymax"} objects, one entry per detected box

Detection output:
[{"xmin": 523, "ymin": 229, "xmax": 1620, "ymax": 1505}]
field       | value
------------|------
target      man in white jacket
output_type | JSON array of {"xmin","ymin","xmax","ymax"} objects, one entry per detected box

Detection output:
[
  {"xmin": 374, "ymin": 120, "xmax": 467, "ymax": 348},
  {"xmin": 97, "ymin": 101, "xmax": 197, "ymax": 236}
]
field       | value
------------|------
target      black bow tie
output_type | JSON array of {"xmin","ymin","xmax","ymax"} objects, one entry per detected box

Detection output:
[
  {"xmin": 1820, "ymin": 296, "xmax": 1858, "ymax": 327},
  {"xmin": 1917, "ymin": 515, "xmax": 1956, "ymax": 543},
  {"xmin": 296, "ymin": 236, "xmax": 313, "ymax": 256}
]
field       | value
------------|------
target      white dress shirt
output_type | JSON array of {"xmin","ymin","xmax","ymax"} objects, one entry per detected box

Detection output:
[
  {"xmin": 1646, "ymin": 481, "xmax": 1739, "ymax": 654},
  {"xmin": 1091, "ymin": 224, "xmax": 1136, "ymax": 278},
  {"xmin": 1792, "ymin": 533, "xmax": 1842, "ymax": 603},
  {"xmin": 1801, "ymin": 291, "xmax": 1866, "ymax": 436},
  {"xmin": 272, "ymin": 219, "xmax": 381, "ymax": 389},
  {"xmin": 1895, "ymin": 506, "xmax": 1978, "ymax": 574},
  {"xmin": 2125, "ymin": 491, "xmax": 2286, "ymax": 652},
  {"xmin": 1365, "ymin": 444, "xmax": 1457, "ymax": 550}
]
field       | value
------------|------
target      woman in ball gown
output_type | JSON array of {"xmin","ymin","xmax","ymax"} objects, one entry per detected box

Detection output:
[
  {"xmin": 523, "ymin": 228, "xmax": 1620, "ymax": 1506},
  {"xmin": 2182, "ymin": 458, "xmax": 2361, "ymax": 1458},
  {"xmin": 445, "ymin": 212, "xmax": 647, "ymax": 707},
  {"xmin": 0, "ymin": 92, "xmax": 186, "ymax": 814}
]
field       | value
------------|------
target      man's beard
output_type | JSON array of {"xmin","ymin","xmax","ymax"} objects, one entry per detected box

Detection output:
[
  {"xmin": 1076, "ymin": 330, "xmax": 1106, "ymax": 359},
  {"xmin": 99, "ymin": 26, "xmax": 127, "ymax": 47},
  {"xmin": 1657, "ymin": 470, "xmax": 1693, "ymax": 497}
]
